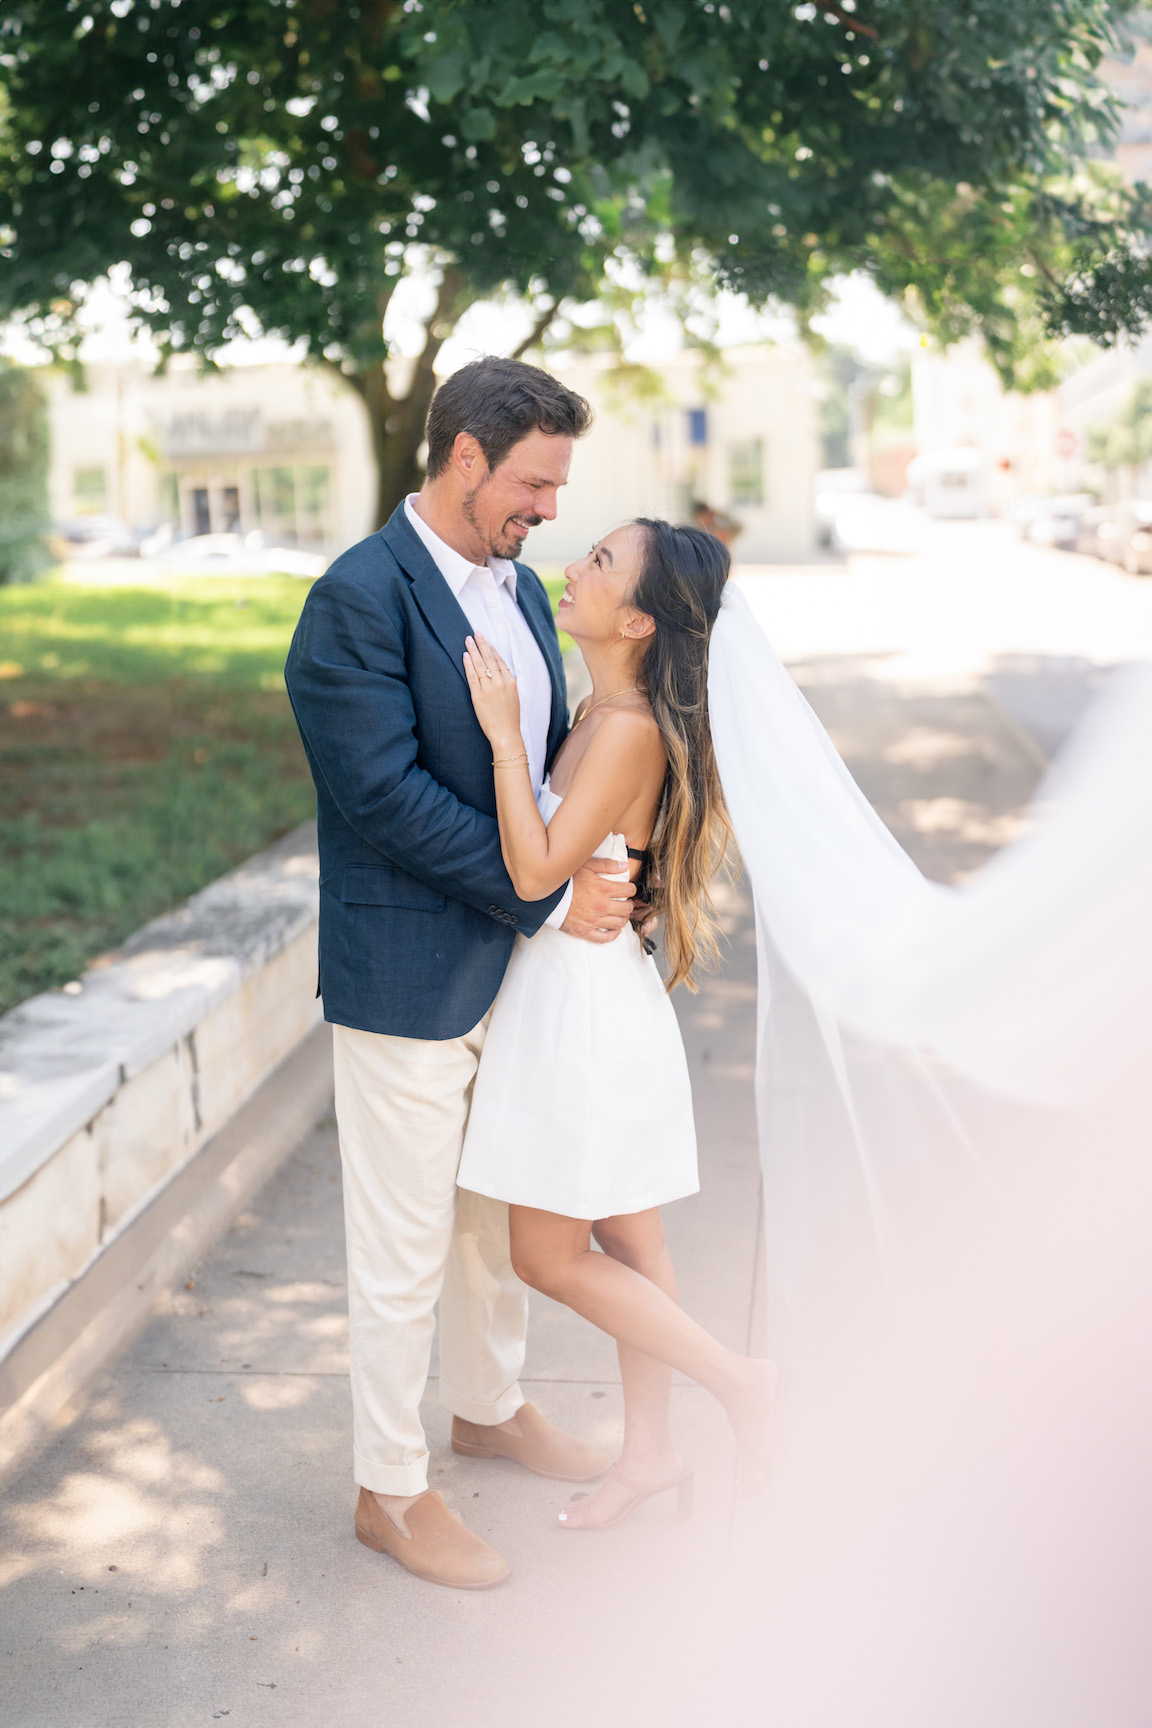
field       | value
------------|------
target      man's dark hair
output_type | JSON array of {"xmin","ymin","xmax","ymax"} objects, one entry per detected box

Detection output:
[{"xmin": 424, "ymin": 356, "xmax": 593, "ymax": 479}]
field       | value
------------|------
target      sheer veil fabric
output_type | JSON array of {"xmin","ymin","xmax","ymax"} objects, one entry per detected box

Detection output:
[{"xmin": 696, "ymin": 581, "xmax": 1152, "ymax": 1725}]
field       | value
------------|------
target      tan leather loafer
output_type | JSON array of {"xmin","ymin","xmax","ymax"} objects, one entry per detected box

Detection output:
[
  {"xmin": 354, "ymin": 1488, "xmax": 510, "ymax": 1590},
  {"xmin": 451, "ymin": 1401, "xmax": 610, "ymax": 1482}
]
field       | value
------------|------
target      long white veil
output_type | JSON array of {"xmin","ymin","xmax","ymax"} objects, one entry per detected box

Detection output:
[{"xmin": 698, "ymin": 582, "xmax": 1152, "ymax": 1724}]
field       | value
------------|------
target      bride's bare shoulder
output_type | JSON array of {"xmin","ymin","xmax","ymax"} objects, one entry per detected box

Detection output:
[{"xmin": 582, "ymin": 704, "xmax": 662, "ymax": 752}]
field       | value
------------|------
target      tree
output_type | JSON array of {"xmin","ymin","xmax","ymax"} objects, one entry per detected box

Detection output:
[
  {"xmin": 1086, "ymin": 375, "xmax": 1152, "ymax": 479},
  {"xmin": 2, "ymin": 0, "xmax": 1152, "ymax": 524},
  {"xmin": 0, "ymin": 361, "xmax": 49, "ymax": 583}
]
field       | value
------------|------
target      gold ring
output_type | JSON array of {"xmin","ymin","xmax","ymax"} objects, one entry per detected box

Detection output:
[{"xmin": 485, "ymin": 669, "xmax": 494, "ymax": 679}]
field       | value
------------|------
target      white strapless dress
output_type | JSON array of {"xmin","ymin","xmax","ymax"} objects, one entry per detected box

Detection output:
[{"xmin": 457, "ymin": 779, "xmax": 699, "ymax": 1220}]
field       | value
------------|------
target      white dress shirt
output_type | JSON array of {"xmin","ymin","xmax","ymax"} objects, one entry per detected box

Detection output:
[{"xmin": 404, "ymin": 495, "xmax": 572, "ymax": 927}]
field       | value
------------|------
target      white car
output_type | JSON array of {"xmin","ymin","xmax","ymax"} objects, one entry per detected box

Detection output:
[
  {"xmin": 831, "ymin": 495, "xmax": 925, "ymax": 555},
  {"xmin": 151, "ymin": 532, "xmax": 326, "ymax": 578},
  {"xmin": 814, "ymin": 469, "xmax": 870, "ymax": 546}
]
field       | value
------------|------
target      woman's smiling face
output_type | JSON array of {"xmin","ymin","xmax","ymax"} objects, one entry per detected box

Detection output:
[{"xmin": 556, "ymin": 523, "xmax": 649, "ymax": 644}]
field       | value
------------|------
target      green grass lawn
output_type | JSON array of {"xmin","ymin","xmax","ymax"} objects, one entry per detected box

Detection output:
[{"xmin": 0, "ymin": 571, "xmax": 571, "ymax": 1016}]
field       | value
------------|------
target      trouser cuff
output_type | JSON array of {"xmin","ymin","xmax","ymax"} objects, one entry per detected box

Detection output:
[
  {"xmin": 354, "ymin": 1448, "xmax": 430, "ymax": 1497},
  {"xmin": 438, "ymin": 1379, "xmax": 525, "ymax": 1426}
]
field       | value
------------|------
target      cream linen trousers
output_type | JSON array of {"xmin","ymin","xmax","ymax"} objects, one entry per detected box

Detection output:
[{"xmin": 332, "ymin": 1015, "xmax": 528, "ymax": 1496}]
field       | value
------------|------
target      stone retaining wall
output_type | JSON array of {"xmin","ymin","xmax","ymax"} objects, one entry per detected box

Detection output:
[{"xmin": 0, "ymin": 823, "xmax": 322, "ymax": 1362}]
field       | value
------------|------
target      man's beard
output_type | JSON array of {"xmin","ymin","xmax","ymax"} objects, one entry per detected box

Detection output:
[{"xmin": 463, "ymin": 478, "xmax": 543, "ymax": 560}]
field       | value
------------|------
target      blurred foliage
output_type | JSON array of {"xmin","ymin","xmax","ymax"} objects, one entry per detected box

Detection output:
[
  {"xmin": 2, "ymin": 0, "xmax": 1152, "ymax": 516},
  {"xmin": 815, "ymin": 344, "xmax": 911, "ymax": 469},
  {"xmin": 817, "ymin": 344, "xmax": 865, "ymax": 470},
  {"xmin": 0, "ymin": 576, "xmax": 316, "ymax": 1010},
  {"xmin": 1085, "ymin": 375, "xmax": 1152, "ymax": 470},
  {"xmin": 0, "ymin": 359, "xmax": 50, "ymax": 583}
]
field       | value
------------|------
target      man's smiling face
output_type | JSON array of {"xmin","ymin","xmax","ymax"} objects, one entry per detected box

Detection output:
[{"xmin": 461, "ymin": 427, "xmax": 573, "ymax": 560}]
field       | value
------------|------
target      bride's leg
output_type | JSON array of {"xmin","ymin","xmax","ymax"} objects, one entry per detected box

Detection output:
[
  {"xmin": 509, "ymin": 1205, "xmax": 770, "ymax": 1428},
  {"xmin": 558, "ymin": 1211, "xmax": 685, "ymax": 1528},
  {"xmin": 594, "ymin": 1211, "xmax": 680, "ymax": 1465}
]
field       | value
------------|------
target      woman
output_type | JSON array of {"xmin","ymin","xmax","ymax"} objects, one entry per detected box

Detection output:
[{"xmin": 457, "ymin": 518, "xmax": 776, "ymax": 1530}]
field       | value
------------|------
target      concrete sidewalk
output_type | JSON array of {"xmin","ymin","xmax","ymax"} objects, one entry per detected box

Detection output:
[{"xmin": 0, "ymin": 646, "xmax": 1057, "ymax": 1728}]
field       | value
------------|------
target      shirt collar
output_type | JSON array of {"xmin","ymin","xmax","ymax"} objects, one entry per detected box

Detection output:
[{"xmin": 404, "ymin": 494, "xmax": 518, "ymax": 601}]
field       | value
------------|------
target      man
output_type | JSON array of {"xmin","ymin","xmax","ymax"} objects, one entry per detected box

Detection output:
[{"xmin": 285, "ymin": 357, "xmax": 633, "ymax": 1589}]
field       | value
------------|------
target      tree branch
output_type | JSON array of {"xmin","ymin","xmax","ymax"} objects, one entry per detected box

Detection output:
[
  {"xmin": 510, "ymin": 299, "xmax": 564, "ymax": 359},
  {"xmin": 404, "ymin": 263, "xmax": 471, "ymax": 407},
  {"xmin": 1026, "ymin": 249, "xmax": 1064, "ymax": 292},
  {"xmin": 823, "ymin": 5, "xmax": 879, "ymax": 41}
]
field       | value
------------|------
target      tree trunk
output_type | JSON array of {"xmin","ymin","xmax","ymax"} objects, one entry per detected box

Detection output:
[
  {"xmin": 361, "ymin": 364, "xmax": 428, "ymax": 530},
  {"xmin": 510, "ymin": 299, "xmax": 562, "ymax": 360},
  {"xmin": 348, "ymin": 265, "xmax": 475, "ymax": 529}
]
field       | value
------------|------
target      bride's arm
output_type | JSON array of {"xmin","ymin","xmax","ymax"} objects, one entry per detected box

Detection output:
[{"xmin": 464, "ymin": 634, "xmax": 663, "ymax": 900}]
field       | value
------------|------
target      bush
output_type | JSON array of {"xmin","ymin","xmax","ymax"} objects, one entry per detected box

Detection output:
[{"xmin": 0, "ymin": 362, "xmax": 51, "ymax": 584}]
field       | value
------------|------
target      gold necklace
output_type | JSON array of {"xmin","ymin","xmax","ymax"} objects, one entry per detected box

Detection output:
[{"xmin": 571, "ymin": 686, "xmax": 641, "ymax": 729}]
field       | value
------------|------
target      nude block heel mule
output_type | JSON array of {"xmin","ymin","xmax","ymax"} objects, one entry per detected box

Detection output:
[{"xmin": 558, "ymin": 1463, "xmax": 695, "ymax": 1531}]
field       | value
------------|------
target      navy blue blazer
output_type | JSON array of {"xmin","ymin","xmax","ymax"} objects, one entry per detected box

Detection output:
[{"xmin": 284, "ymin": 503, "xmax": 569, "ymax": 1040}]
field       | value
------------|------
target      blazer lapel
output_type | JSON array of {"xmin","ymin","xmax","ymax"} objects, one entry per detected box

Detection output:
[
  {"xmin": 379, "ymin": 504, "xmax": 470, "ymax": 688},
  {"xmin": 379, "ymin": 506, "xmax": 568, "ymax": 745},
  {"xmin": 514, "ymin": 565, "xmax": 569, "ymax": 755}
]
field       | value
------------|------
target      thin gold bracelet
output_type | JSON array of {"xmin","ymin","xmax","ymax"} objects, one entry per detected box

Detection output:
[{"xmin": 492, "ymin": 754, "xmax": 529, "ymax": 768}]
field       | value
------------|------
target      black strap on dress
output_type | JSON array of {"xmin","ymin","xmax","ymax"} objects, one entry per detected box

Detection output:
[
  {"xmin": 626, "ymin": 845, "xmax": 652, "ymax": 898},
  {"xmin": 626, "ymin": 846, "xmax": 657, "ymax": 954}
]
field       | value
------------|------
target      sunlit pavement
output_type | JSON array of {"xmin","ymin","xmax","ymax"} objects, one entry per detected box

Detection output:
[
  {"xmin": 747, "ymin": 515, "xmax": 1152, "ymax": 676},
  {"xmin": 1, "ymin": 520, "xmax": 1147, "ymax": 1728},
  {"xmin": 748, "ymin": 518, "xmax": 1152, "ymax": 881}
]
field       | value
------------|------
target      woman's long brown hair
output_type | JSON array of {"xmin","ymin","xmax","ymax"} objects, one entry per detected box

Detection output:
[{"xmin": 630, "ymin": 519, "xmax": 732, "ymax": 991}]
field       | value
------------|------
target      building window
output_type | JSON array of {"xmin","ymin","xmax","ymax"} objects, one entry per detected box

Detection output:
[
  {"xmin": 254, "ymin": 466, "xmax": 296, "ymax": 529},
  {"xmin": 252, "ymin": 463, "xmax": 331, "ymax": 547},
  {"xmin": 298, "ymin": 465, "xmax": 330, "ymax": 525},
  {"xmin": 728, "ymin": 438, "xmax": 764, "ymax": 506},
  {"xmin": 73, "ymin": 466, "xmax": 108, "ymax": 512},
  {"xmin": 687, "ymin": 408, "xmax": 709, "ymax": 447}
]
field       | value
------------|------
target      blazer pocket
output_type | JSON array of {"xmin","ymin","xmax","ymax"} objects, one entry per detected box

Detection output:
[{"xmin": 338, "ymin": 865, "xmax": 446, "ymax": 912}]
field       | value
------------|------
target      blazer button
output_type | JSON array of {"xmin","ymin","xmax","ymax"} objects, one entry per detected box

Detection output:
[
  {"xmin": 487, "ymin": 904, "xmax": 500, "ymax": 916},
  {"xmin": 507, "ymin": 913, "xmax": 518, "ymax": 926}
]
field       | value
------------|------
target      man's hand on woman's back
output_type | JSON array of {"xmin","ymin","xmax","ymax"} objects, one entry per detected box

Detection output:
[{"xmin": 561, "ymin": 857, "xmax": 636, "ymax": 943}]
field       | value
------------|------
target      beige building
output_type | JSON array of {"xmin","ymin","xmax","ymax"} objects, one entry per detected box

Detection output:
[
  {"xmin": 45, "ymin": 341, "xmax": 817, "ymax": 565},
  {"xmin": 911, "ymin": 342, "xmax": 1065, "ymax": 511},
  {"xmin": 46, "ymin": 359, "xmax": 377, "ymax": 553},
  {"xmin": 530, "ymin": 344, "xmax": 817, "ymax": 565}
]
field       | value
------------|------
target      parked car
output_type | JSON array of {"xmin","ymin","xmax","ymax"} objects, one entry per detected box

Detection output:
[
  {"xmin": 1115, "ymin": 501, "xmax": 1152, "ymax": 575},
  {"xmin": 52, "ymin": 515, "xmax": 137, "ymax": 558},
  {"xmin": 830, "ymin": 495, "xmax": 925, "ymax": 555},
  {"xmin": 1022, "ymin": 493, "xmax": 1095, "ymax": 552},
  {"xmin": 814, "ymin": 468, "xmax": 870, "ymax": 547},
  {"xmin": 53, "ymin": 517, "xmax": 171, "ymax": 559},
  {"xmin": 152, "ymin": 531, "xmax": 326, "ymax": 578},
  {"xmin": 905, "ymin": 448, "xmax": 985, "ymax": 518},
  {"xmin": 1011, "ymin": 493, "xmax": 1061, "ymax": 537},
  {"xmin": 1074, "ymin": 504, "xmax": 1124, "ymax": 562}
]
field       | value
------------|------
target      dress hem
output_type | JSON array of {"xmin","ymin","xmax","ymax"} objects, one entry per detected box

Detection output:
[{"xmin": 457, "ymin": 1179, "xmax": 701, "ymax": 1220}]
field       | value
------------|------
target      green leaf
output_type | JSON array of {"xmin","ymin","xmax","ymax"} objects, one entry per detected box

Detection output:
[
  {"xmin": 425, "ymin": 49, "xmax": 469, "ymax": 105},
  {"xmin": 618, "ymin": 58, "xmax": 650, "ymax": 100},
  {"xmin": 460, "ymin": 106, "xmax": 497, "ymax": 142}
]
